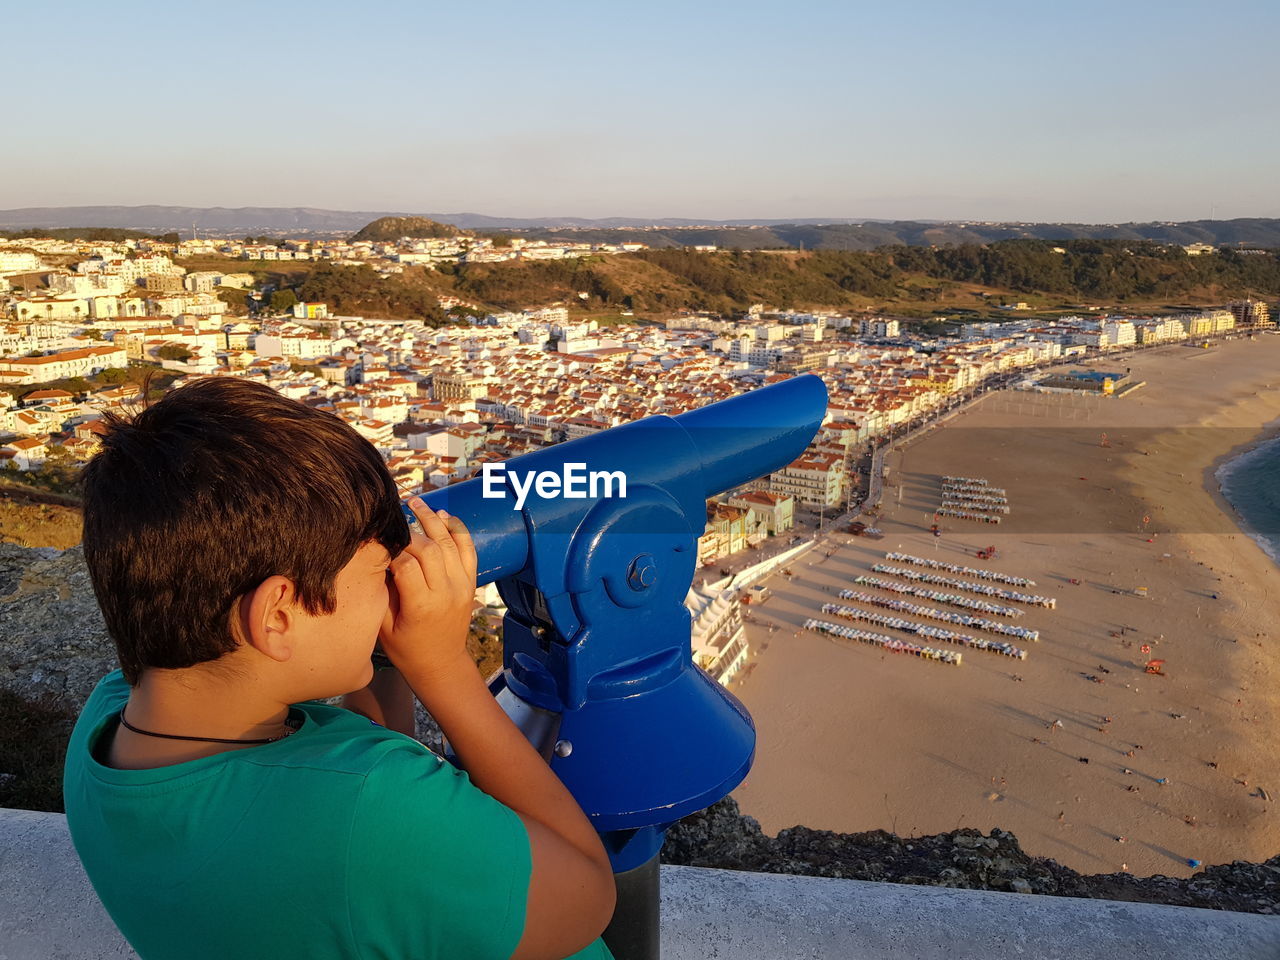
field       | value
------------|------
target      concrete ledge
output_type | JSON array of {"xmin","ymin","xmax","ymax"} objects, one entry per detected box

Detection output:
[
  {"xmin": 658, "ymin": 865, "xmax": 1280, "ymax": 959},
  {"xmin": 4, "ymin": 808, "xmax": 1278, "ymax": 960},
  {"xmin": 1, "ymin": 808, "xmax": 136, "ymax": 959}
]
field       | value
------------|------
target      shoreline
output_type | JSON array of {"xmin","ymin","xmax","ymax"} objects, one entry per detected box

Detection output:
[
  {"xmin": 1209, "ymin": 423, "xmax": 1280, "ymax": 567},
  {"xmin": 730, "ymin": 335, "xmax": 1280, "ymax": 879}
]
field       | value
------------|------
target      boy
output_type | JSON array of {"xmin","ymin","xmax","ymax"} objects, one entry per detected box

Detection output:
[{"xmin": 63, "ymin": 377, "xmax": 616, "ymax": 959}]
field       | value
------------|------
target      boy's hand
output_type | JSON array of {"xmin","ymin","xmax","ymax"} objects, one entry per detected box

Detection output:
[
  {"xmin": 383, "ymin": 501, "xmax": 617, "ymax": 956},
  {"xmin": 380, "ymin": 499, "xmax": 479, "ymax": 690}
]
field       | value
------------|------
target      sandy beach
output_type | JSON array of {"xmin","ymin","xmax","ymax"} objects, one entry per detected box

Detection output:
[{"xmin": 730, "ymin": 334, "xmax": 1280, "ymax": 878}]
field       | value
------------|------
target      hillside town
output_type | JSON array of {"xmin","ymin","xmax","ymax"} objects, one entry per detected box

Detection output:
[
  {"xmin": 0, "ymin": 234, "xmax": 1274, "ymax": 683},
  {"xmin": 0, "ymin": 229, "xmax": 654, "ymax": 287}
]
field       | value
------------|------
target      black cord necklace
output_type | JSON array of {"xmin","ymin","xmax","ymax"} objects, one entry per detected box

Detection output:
[{"xmin": 118, "ymin": 706, "xmax": 300, "ymax": 745}]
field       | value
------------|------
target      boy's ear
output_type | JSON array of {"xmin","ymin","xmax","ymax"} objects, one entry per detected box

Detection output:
[{"xmin": 238, "ymin": 575, "xmax": 299, "ymax": 664}]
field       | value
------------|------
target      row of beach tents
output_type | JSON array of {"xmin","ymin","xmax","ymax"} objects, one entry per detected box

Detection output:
[
  {"xmin": 837, "ymin": 589, "xmax": 1041, "ymax": 641},
  {"xmin": 805, "ymin": 618, "xmax": 962, "ymax": 665},
  {"xmin": 884, "ymin": 552, "xmax": 1036, "ymax": 587},
  {"xmin": 818, "ymin": 605, "xmax": 1027, "ymax": 660},
  {"xmin": 853, "ymin": 575, "xmax": 1023, "ymax": 618},
  {"xmin": 872, "ymin": 564, "xmax": 1056, "ymax": 608}
]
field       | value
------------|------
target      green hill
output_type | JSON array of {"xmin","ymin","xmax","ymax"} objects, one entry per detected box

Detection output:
[
  {"xmin": 272, "ymin": 240, "xmax": 1280, "ymax": 325},
  {"xmin": 350, "ymin": 216, "xmax": 467, "ymax": 242},
  {"xmin": 452, "ymin": 242, "xmax": 1280, "ymax": 313}
]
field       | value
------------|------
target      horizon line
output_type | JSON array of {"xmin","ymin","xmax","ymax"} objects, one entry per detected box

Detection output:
[{"xmin": 0, "ymin": 204, "xmax": 1269, "ymax": 227}]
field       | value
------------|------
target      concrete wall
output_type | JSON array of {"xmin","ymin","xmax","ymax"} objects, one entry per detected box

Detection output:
[
  {"xmin": 659, "ymin": 864, "xmax": 1280, "ymax": 959},
  {"xmin": 3, "ymin": 808, "xmax": 1278, "ymax": 960}
]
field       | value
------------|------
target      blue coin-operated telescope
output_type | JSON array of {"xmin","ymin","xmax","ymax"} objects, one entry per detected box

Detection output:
[{"xmin": 413, "ymin": 373, "xmax": 829, "ymax": 959}]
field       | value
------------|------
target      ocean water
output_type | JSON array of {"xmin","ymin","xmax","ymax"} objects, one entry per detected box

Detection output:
[{"xmin": 1218, "ymin": 436, "xmax": 1280, "ymax": 566}]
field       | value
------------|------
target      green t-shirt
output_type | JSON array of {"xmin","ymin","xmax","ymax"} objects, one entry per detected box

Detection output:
[{"xmin": 63, "ymin": 670, "xmax": 611, "ymax": 960}]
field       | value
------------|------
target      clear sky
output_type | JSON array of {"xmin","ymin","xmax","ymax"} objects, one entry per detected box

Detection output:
[{"xmin": 5, "ymin": 0, "xmax": 1278, "ymax": 222}]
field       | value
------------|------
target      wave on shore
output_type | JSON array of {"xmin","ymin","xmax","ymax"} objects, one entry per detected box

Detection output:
[{"xmin": 1217, "ymin": 435, "xmax": 1280, "ymax": 565}]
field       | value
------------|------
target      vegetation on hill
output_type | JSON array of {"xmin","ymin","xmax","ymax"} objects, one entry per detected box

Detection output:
[
  {"xmin": 0, "ymin": 493, "xmax": 80, "ymax": 553},
  {"xmin": 156, "ymin": 344, "xmax": 193, "ymax": 362},
  {"xmin": 881, "ymin": 240, "xmax": 1280, "ymax": 301},
  {"xmin": 257, "ymin": 240, "xmax": 1279, "ymax": 322},
  {"xmin": 350, "ymin": 216, "xmax": 467, "ymax": 242},
  {"xmin": 447, "ymin": 254, "xmax": 730, "ymax": 313},
  {"xmin": 294, "ymin": 262, "xmax": 447, "ymax": 324},
  {"xmin": 174, "ymin": 254, "xmax": 312, "ymax": 278},
  {"xmin": 635, "ymin": 249, "xmax": 901, "ymax": 304},
  {"xmin": 448, "ymin": 241, "xmax": 1278, "ymax": 315},
  {"xmin": 215, "ymin": 286, "xmax": 250, "ymax": 314}
]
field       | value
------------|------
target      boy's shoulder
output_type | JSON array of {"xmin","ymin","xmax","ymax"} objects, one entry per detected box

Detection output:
[
  {"xmin": 64, "ymin": 675, "xmax": 538, "ymax": 960},
  {"xmin": 73, "ymin": 670, "xmax": 440, "ymax": 781}
]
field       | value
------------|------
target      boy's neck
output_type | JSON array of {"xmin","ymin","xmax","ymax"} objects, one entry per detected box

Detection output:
[{"xmin": 123, "ymin": 665, "xmax": 295, "ymax": 743}]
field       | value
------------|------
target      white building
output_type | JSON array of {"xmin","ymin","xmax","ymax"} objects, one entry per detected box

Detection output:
[
  {"xmin": 254, "ymin": 331, "xmax": 333, "ymax": 360},
  {"xmin": 685, "ymin": 583, "xmax": 750, "ymax": 686},
  {"xmin": 46, "ymin": 274, "xmax": 129, "ymax": 297},
  {"xmin": 0, "ymin": 251, "xmax": 42, "ymax": 274},
  {"xmin": 1023, "ymin": 339, "xmax": 1063, "ymax": 361},
  {"xmin": 769, "ymin": 452, "xmax": 845, "ymax": 508},
  {"xmin": 147, "ymin": 293, "xmax": 224, "ymax": 317},
  {"xmin": 1100, "ymin": 319, "xmax": 1136, "ymax": 348},
  {"xmin": 856, "ymin": 317, "xmax": 900, "ymax": 338},
  {"xmin": 12, "ymin": 296, "xmax": 88, "ymax": 322},
  {"xmin": 2, "ymin": 436, "xmax": 50, "ymax": 471},
  {"xmin": 0, "ymin": 345, "xmax": 128, "ymax": 384},
  {"xmin": 184, "ymin": 271, "xmax": 227, "ymax": 293},
  {"xmin": 1136, "ymin": 318, "xmax": 1187, "ymax": 344},
  {"xmin": 360, "ymin": 394, "xmax": 410, "ymax": 424},
  {"xmin": 727, "ymin": 335, "xmax": 786, "ymax": 367}
]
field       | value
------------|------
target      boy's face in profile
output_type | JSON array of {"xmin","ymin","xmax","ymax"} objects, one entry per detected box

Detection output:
[{"xmin": 288, "ymin": 540, "xmax": 396, "ymax": 700}]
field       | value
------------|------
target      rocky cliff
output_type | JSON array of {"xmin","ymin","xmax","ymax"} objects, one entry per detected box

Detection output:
[
  {"xmin": 662, "ymin": 797, "xmax": 1278, "ymax": 914},
  {"xmin": 0, "ymin": 544, "xmax": 117, "ymax": 707},
  {"xmin": 2, "ymin": 543, "xmax": 1275, "ymax": 914}
]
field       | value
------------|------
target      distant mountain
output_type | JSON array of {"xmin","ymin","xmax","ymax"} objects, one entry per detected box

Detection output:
[
  {"xmin": 0, "ymin": 206, "xmax": 890, "ymax": 234},
  {"xmin": 350, "ymin": 216, "xmax": 466, "ymax": 242},
  {"xmin": 509, "ymin": 219, "xmax": 1280, "ymax": 251},
  {"xmin": 504, "ymin": 217, "xmax": 1280, "ymax": 249},
  {"xmin": 1, "ymin": 206, "xmax": 1278, "ymax": 249},
  {"xmin": 429, "ymin": 214, "xmax": 891, "ymax": 229},
  {"xmin": 0, "ymin": 206, "xmax": 402, "ymax": 234}
]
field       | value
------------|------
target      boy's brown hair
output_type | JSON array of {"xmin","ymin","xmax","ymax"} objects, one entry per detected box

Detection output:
[{"xmin": 81, "ymin": 377, "xmax": 410, "ymax": 685}]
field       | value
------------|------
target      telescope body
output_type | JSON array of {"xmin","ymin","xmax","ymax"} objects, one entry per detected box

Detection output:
[{"xmin": 415, "ymin": 373, "xmax": 829, "ymax": 869}]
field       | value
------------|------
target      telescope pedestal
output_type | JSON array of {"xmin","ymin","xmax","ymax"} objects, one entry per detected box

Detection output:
[
  {"xmin": 420, "ymin": 374, "xmax": 831, "ymax": 959},
  {"xmin": 603, "ymin": 853, "xmax": 661, "ymax": 960}
]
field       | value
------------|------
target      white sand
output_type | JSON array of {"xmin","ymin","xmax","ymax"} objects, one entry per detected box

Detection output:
[{"xmin": 730, "ymin": 335, "xmax": 1280, "ymax": 878}]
